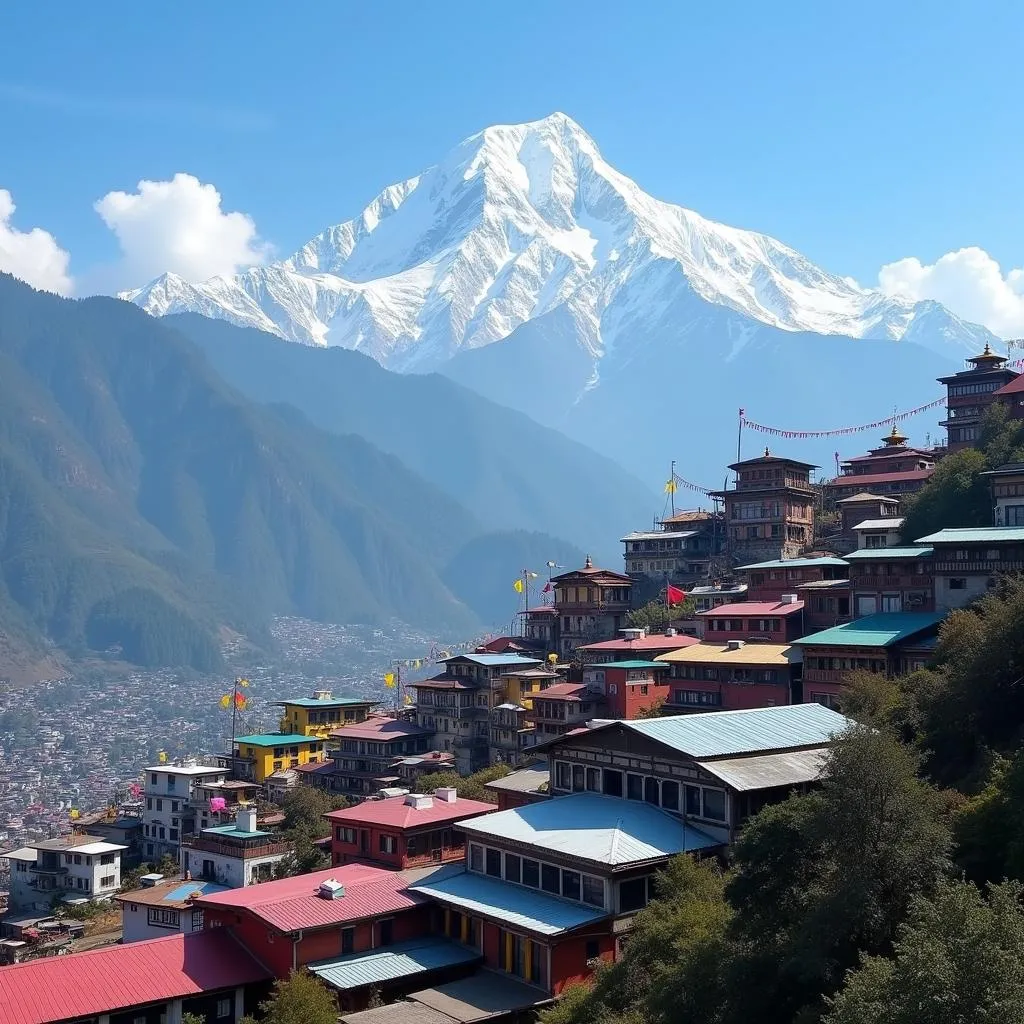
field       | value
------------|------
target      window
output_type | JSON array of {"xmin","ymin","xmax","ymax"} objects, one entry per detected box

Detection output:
[
  {"xmin": 522, "ymin": 859, "xmax": 540, "ymax": 888},
  {"xmin": 685, "ymin": 785, "xmax": 701, "ymax": 816},
  {"xmin": 585, "ymin": 767, "xmax": 601, "ymax": 792},
  {"xmin": 100, "ymin": 853, "xmax": 115, "ymax": 865},
  {"xmin": 147, "ymin": 907, "xmax": 180, "ymax": 927},
  {"xmin": 572, "ymin": 763, "xmax": 585, "ymax": 791},
  {"xmin": 949, "ymin": 578, "xmax": 967, "ymax": 590},
  {"xmin": 192, "ymin": 909, "xmax": 204, "ymax": 931},
  {"xmin": 146, "ymin": 797, "xmax": 153, "ymax": 810},
  {"xmin": 602, "ymin": 769, "xmax": 623, "ymax": 797},
  {"xmin": 99, "ymin": 874, "xmax": 115, "ymax": 888},
  {"xmin": 661, "ymin": 780, "xmax": 680, "ymax": 811},
  {"xmin": 644, "ymin": 777, "xmax": 659, "ymax": 805},
  {"xmin": 379, "ymin": 834, "xmax": 397, "ymax": 854},
  {"xmin": 703, "ymin": 788, "xmax": 727, "ymax": 821},
  {"xmin": 619, "ymin": 877, "xmax": 650, "ymax": 913},
  {"xmin": 582, "ymin": 875, "xmax": 605, "ymax": 908},
  {"xmin": 216, "ymin": 997, "xmax": 232, "ymax": 1019},
  {"xmin": 555, "ymin": 761, "xmax": 572, "ymax": 790},
  {"xmin": 342, "ymin": 927, "xmax": 355, "ymax": 954},
  {"xmin": 541, "ymin": 863, "xmax": 561, "ymax": 894},
  {"xmin": 337, "ymin": 826, "xmax": 356, "ymax": 844},
  {"xmin": 626, "ymin": 774, "xmax": 643, "ymax": 801},
  {"xmin": 150, "ymin": 773, "xmax": 158, "ymax": 786},
  {"xmin": 585, "ymin": 939, "xmax": 601, "ymax": 962},
  {"xmin": 562, "ymin": 870, "xmax": 581, "ymax": 902},
  {"xmin": 379, "ymin": 918, "xmax": 393, "ymax": 945},
  {"xmin": 155, "ymin": 799, "xmax": 163, "ymax": 812},
  {"xmin": 505, "ymin": 853, "xmax": 521, "ymax": 884},
  {"xmin": 486, "ymin": 848, "xmax": 503, "ymax": 877},
  {"xmin": 469, "ymin": 844, "xmax": 484, "ymax": 872}
]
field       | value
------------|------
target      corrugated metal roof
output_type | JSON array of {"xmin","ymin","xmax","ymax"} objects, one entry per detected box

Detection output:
[
  {"xmin": 408, "ymin": 871, "xmax": 608, "ymax": 936},
  {"xmin": 234, "ymin": 733, "xmax": 316, "ymax": 747},
  {"xmin": 619, "ymin": 530, "xmax": 698, "ymax": 541},
  {"xmin": 341, "ymin": 1004, "xmax": 459, "ymax": 1024},
  {"xmin": 485, "ymin": 767, "xmax": 550, "ymax": 795},
  {"xmin": 309, "ymin": 938, "xmax": 481, "ymax": 991},
  {"xmin": 698, "ymin": 748, "xmax": 830, "ymax": 791},
  {"xmin": 736, "ymin": 557, "xmax": 848, "ymax": 570},
  {"xmin": 696, "ymin": 601, "xmax": 804, "ymax": 616},
  {"xmin": 622, "ymin": 703, "xmax": 851, "ymax": 758},
  {"xmin": 914, "ymin": 526, "xmax": 1024, "ymax": 544},
  {"xmin": 850, "ymin": 518, "xmax": 905, "ymax": 531},
  {"xmin": 326, "ymin": 795, "xmax": 495, "ymax": 830},
  {"xmin": 276, "ymin": 696, "xmax": 372, "ymax": 707},
  {"xmin": 656, "ymin": 642, "xmax": 800, "ymax": 667},
  {"xmin": 445, "ymin": 654, "xmax": 543, "ymax": 667},
  {"xmin": 598, "ymin": 660, "xmax": 668, "ymax": 670},
  {"xmin": 794, "ymin": 612, "xmax": 944, "ymax": 649},
  {"xmin": 458, "ymin": 793, "xmax": 719, "ymax": 866},
  {"xmin": 580, "ymin": 635, "xmax": 699, "ymax": 652},
  {"xmin": 409, "ymin": 969, "xmax": 551, "ymax": 1020},
  {"xmin": 195, "ymin": 864, "xmax": 424, "ymax": 933},
  {"xmin": 0, "ymin": 929, "xmax": 270, "ymax": 1024},
  {"xmin": 843, "ymin": 546, "xmax": 933, "ymax": 560}
]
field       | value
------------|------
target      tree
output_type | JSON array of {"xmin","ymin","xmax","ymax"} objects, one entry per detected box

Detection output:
[
  {"xmin": 417, "ymin": 764, "xmax": 510, "ymax": 803},
  {"xmin": 625, "ymin": 599, "xmax": 694, "ymax": 630},
  {"xmin": 273, "ymin": 827, "xmax": 329, "ymax": 879},
  {"xmin": 280, "ymin": 786, "xmax": 336, "ymax": 838},
  {"xmin": 899, "ymin": 447, "xmax": 991, "ymax": 542},
  {"xmin": 182, "ymin": 1014, "xmax": 206, "ymax": 1024},
  {"xmin": 825, "ymin": 880, "xmax": 1024, "ymax": 1024},
  {"xmin": 240, "ymin": 970, "xmax": 338, "ymax": 1024},
  {"xmin": 633, "ymin": 696, "xmax": 666, "ymax": 719}
]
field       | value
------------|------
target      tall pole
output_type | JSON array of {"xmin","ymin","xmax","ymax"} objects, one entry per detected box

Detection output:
[
  {"xmin": 670, "ymin": 460, "xmax": 676, "ymax": 517},
  {"xmin": 737, "ymin": 408, "xmax": 744, "ymax": 466},
  {"xmin": 230, "ymin": 677, "xmax": 239, "ymax": 779}
]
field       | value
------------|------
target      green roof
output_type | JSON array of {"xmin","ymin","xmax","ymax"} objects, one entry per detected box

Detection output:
[
  {"xmin": 737, "ymin": 557, "xmax": 848, "ymax": 570},
  {"xmin": 914, "ymin": 527, "xmax": 1024, "ymax": 544},
  {"xmin": 234, "ymin": 733, "xmax": 318, "ymax": 747},
  {"xmin": 598, "ymin": 660, "xmax": 669, "ymax": 670},
  {"xmin": 274, "ymin": 697, "xmax": 373, "ymax": 708},
  {"xmin": 201, "ymin": 824, "xmax": 270, "ymax": 839},
  {"xmin": 794, "ymin": 613, "xmax": 944, "ymax": 649},
  {"xmin": 843, "ymin": 547, "xmax": 933, "ymax": 560}
]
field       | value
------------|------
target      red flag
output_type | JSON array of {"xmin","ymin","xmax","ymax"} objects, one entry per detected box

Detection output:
[
  {"xmin": 542, "ymin": 582, "xmax": 552, "ymax": 593},
  {"xmin": 667, "ymin": 585, "xmax": 687, "ymax": 606}
]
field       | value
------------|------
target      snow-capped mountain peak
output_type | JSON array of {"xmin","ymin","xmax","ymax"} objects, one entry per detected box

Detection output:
[{"xmin": 123, "ymin": 112, "xmax": 995, "ymax": 370}]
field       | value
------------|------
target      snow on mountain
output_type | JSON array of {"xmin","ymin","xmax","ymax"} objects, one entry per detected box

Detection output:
[{"xmin": 124, "ymin": 112, "xmax": 997, "ymax": 373}]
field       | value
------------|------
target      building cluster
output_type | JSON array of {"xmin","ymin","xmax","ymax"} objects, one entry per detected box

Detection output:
[{"xmin": 2, "ymin": 343, "xmax": 1024, "ymax": 1021}]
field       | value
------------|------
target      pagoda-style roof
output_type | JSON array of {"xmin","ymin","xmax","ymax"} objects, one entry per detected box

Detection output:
[
  {"xmin": 551, "ymin": 555, "xmax": 632, "ymax": 586},
  {"xmin": 968, "ymin": 343, "xmax": 1008, "ymax": 368},
  {"xmin": 727, "ymin": 447, "xmax": 818, "ymax": 472}
]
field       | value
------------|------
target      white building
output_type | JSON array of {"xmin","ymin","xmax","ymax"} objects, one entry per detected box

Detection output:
[
  {"xmin": 851, "ymin": 517, "xmax": 905, "ymax": 550},
  {"xmin": 1, "ymin": 835, "xmax": 126, "ymax": 910},
  {"xmin": 142, "ymin": 760, "xmax": 227, "ymax": 862},
  {"xmin": 116, "ymin": 875, "xmax": 229, "ymax": 943},
  {"xmin": 181, "ymin": 807, "xmax": 291, "ymax": 888}
]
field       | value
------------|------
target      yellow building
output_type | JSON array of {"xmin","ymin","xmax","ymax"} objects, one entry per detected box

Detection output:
[
  {"xmin": 496, "ymin": 668, "xmax": 562, "ymax": 710},
  {"xmin": 232, "ymin": 734, "xmax": 326, "ymax": 783},
  {"xmin": 275, "ymin": 691, "xmax": 375, "ymax": 738}
]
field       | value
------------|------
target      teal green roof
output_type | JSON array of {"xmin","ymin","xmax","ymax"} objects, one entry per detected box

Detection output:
[
  {"xmin": 234, "ymin": 733, "xmax": 317, "ymax": 747},
  {"xmin": 794, "ymin": 613, "xmax": 944, "ymax": 649},
  {"xmin": 843, "ymin": 547, "xmax": 933, "ymax": 560},
  {"xmin": 914, "ymin": 527, "xmax": 1024, "ymax": 544},
  {"xmin": 309, "ymin": 938, "xmax": 481, "ymax": 990},
  {"xmin": 274, "ymin": 697, "xmax": 373, "ymax": 708},
  {"xmin": 737, "ymin": 557, "xmax": 848, "ymax": 570},
  {"xmin": 599, "ymin": 660, "xmax": 668, "ymax": 670},
  {"xmin": 201, "ymin": 824, "xmax": 270, "ymax": 839}
]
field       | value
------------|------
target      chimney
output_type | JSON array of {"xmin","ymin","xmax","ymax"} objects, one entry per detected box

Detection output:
[
  {"xmin": 404, "ymin": 794, "xmax": 434, "ymax": 810},
  {"xmin": 236, "ymin": 806, "xmax": 257, "ymax": 833},
  {"xmin": 140, "ymin": 873, "xmax": 163, "ymax": 887},
  {"xmin": 726, "ymin": 639, "xmax": 745, "ymax": 651},
  {"xmin": 318, "ymin": 879, "xmax": 346, "ymax": 900},
  {"xmin": 780, "ymin": 594, "xmax": 798, "ymax": 605},
  {"xmin": 434, "ymin": 787, "xmax": 458, "ymax": 803}
]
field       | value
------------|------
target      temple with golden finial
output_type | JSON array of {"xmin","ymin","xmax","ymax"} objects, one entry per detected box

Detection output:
[
  {"xmin": 938, "ymin": 342, "xmax": 1019, "ymax": 451},
  {"xmin": 825, "ymin": 423, "xmax": 938, "ymax": 504}
]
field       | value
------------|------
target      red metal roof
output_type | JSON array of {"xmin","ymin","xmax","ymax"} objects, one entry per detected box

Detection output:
[
  {"xmin": 330, "ymin": 717, "xmax": 433, "ymax": 741},
  {"xmin": 533, "ymin": 682, "xmax": 590, "ymax": 700},
  {"xmin": 325, "ymin": 794, "xmax": 496, "ymax": 830},
  {"xmin": 0, "ymin": 929, "xmax": 269, "ymax": 1024},
  {"xmin": 580, "ymin": 635, "xmax": 699, "ymax": 652},
  {"xmin": 195, "ymin": 863, "xmax": 423, "ymax": 933},
  {"xmin": 408, "ymin": 677, "xmax": 477, "ymax": 690},
  {"xmin": 828, "ymin": 469, "xmax": 933, "ymax": 487},
  {"xmin": 994, "ymin": 375, "xmax": 1024, "ymax": 396},
  {"xmin": 697, "ymin": 601, "xmax": 805, "ymax": 617}
]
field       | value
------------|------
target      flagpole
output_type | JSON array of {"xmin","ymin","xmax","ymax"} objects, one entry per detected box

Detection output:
[
  {"xmin": 230, "ymin": 677, "xmax": 239, "ymax": 779},
  {"xmin": 737, "ymin": 409, "xmax": 744, "ymax": 466},
  {"xmin": 670, "ymin": 460, "xmax": 676, "ymax": 517}
]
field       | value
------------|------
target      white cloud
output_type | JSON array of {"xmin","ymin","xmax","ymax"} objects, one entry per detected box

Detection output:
[
  {"xmin": 0, "ymin": 189, "xmax": 73, "ymax": 294},
  {"xmin": 94, "ymin": 173, "xmax": 272, "ymax": 289},
  {"xmin": 878, "ymin": 246, "xmax": 1024, "ymax": 338}
]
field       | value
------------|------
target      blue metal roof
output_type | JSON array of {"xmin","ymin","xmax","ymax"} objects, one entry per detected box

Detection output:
[
  {"xmin": 623, "ymin": 703, "xmax": 851, "ymax": 758},
  {"xmin": 843, "ymin": 547, "xmax": 933, "ymax": 560},
  {"xmin": 736, "ymin": 557, "xmax": 849, "ymax": 570},
  {"xmin": 308, "ymin": 938, "xmax": 481, "ymax": 991},
  {"xmin": 914, "ymin": 527, "xmax": 1024, "ymax": 544},
  {"xmin": 162, "ymin": 880, "xmax": 229, "ymax": 902},
  {"xmin": 793, "ymin": 612, "xmax": 944, "ymax": 649},
  {"xmin": 408, "ymin": 871, "xmax": 608, "ymax": 936},
  {"xmin": 458, "ymin": 793, "xmax": 720, "ymax": 866},
  {"xmin": 201, "ymin": 824, "xmax": 270, "ymax": 839},
  {"xmin": 445, "ymin": 654, "xmax": 543, "ymax": 667}
]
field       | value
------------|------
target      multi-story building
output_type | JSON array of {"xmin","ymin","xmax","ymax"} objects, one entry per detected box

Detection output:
[
  {"xmin": 582, "ymin": 661, "xmax": 670, "ymax": 719},
  {"xmin": 984, "ymin": 463, "xmax": 1024, "ymax": 527},
  {"xmin": 712, "ymin": 450, "xmax": 818, "ymax": 564},
  {"xmin": 181, "ymin": 807, "xmax": 291, "ymax": 887},
  {"xmin": 489, "ymin": 701, "xmax": 537, "ymax": 766},
  {"xmin": 696, "ymin": 595, "xmax": 807, "ymax": 644},
  {"xmin": 312, "ymin": 716, "xmax": 436, "ymax": 798},
  {"xmin": 794, "ymin": 612, "xmax": 944, "ymax": 707},
  {"xmin": 993, "ymin": 374, "xmax": 1024, "ymax": 420},
  {"xmin": 621, "ymin": 510, "xmax": 724, "ymax": 598},
  {"xmin": 656, "ymin": 640, "xmax": 801, "ymax": 713},
  {"xmin": 939, "ymin": 343, "xmax": 1019, "ymax": 450},
  {"xmin": 738, "ymin": 556, "xmax": 849, "ymax": 602},
  {"xmin": 519, "ymin": 606, "xmax": 560, "ymax": 653},
  {"xmin": 551, "ymin": 559, "xmax": 633, "ymax": 660},
  {"xmin": 825, "ymin": 427, "xmax": 937, "ymax": 502},
  {"xmin": 913, "ymin": 526, "xmax": 1024, "ymax": 612},
  {"xmin": 1, "ymin": 834, "xmax": 126, "ymax": 912},
  {"xmin": 116, "ymin": 877, "xmax": 228, "ymax": 943},
  {"xmin": 794, "ymin": 578, "xmax": 852, "ymax": 631},
  {"xmin": 274, "ymin": 691, "xmax": 376, "ymax": 738},
  {"xmin": 189, "ymin": 778, "xmax": 262, "ymax": 834},
  {"xmin": 835, "ymin": 492, "xmax": 902, "ymax": 540},
  {"xmin": 410, "ymin": 654, "xmax": 544, "ymax": 774},
  {"xmin": 223, "ymin": 733, "xmax": 327, "ymax": 785},
  {"xmin": 687, "ymin": 582, "xmax": 748, "ymax": 613},
  {"xmin": 850, "ymin": 516, "xmax": 905, "ymax": 550},
  {"xmin": 528, "ymin": 683, "xmax": 607, "ymax": 739},
  {"xmin": 142, "ymin": 761, "xmax": 227, "ymax": 862},
  {"xmin": 578, "ymin": 628, "xmax": 699, "ymax": 664},
  {"xmin": 326, "ymin": 789, "xmax": 495, "ymax": 871},
  {"xmin": 842, "ymin": 545, "xmax": 935, "ymax": 616}
]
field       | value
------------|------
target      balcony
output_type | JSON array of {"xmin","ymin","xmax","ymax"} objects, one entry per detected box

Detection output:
[
  {"xmin": 933, "ymin": 560, "xmax": 1024, "ymax": 573},
  {"xmin": 182, "ymin": 835, "xmax": 291, "ymax": 860},
  {"xmin": 803, "ymin": 669, "xmax": 853, "ymax": 684},
  {"xmin": 403, "ymin": 846, "xmax": 463, "ymax": 868}
]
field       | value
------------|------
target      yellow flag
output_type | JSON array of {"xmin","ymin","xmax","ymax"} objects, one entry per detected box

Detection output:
[
  {"xmin": 384, "ymin": 672, "xmax": 396, "ymax": 688},
  {"xmin": 238, "ymin": 677, "xmax": 250, "ymax": 688},
  {"xmin": 158, "ymin": 751, "xmax": 168, "ymax": 763},
  {"xmin": 69, "ymin": 809, "xmax": 80, "ymax": 820},
  {"xmin": 513, "ymin": 578, "xmax": 524, "ymax": 593},
  {"xmin": 403, "ymin": 693, "xmax": 413, "ymax": 705},
  {"xmin": 664, "ymin": 479, "xmax": 677, "ymax": 494},
  {"xmin": 219, "ymin": 694, "xmax": 231, "ymax": 709}
]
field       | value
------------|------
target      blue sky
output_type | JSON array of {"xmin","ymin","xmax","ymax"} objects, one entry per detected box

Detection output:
[{"xmin": 1, "ymin": 1, "xmax": 1022, "ymax": 330}]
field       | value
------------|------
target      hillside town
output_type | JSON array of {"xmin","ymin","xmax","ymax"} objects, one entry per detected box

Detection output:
[{"xmin": 2, "ymin": 343, "xmax": 1024, "ymax": 1023}]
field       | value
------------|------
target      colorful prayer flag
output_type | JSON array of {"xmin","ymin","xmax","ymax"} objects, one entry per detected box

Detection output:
[
  {"xmin": 542, "ymin": 582, "xmax": 552, "ymax": 593},
  {"xmin": 238, "ymin": 677, "xmax": 250, "ymax": 687},
  {"xmin": 219, "ymin": 694, "xmax": 231, "ymax": 709},
  {"xmin": 513, "ymin": 578, "xmax": 524, "ymax": 593},
  {"xmin": 384, "ymin": 672, "xmax": 396, "ymax": 688},
  {"xmin": 158, "ymin": 751, "xmax": 168, "ymax": 763},
  {"xmin": 234, "ymin": 691, "xmax": 247, "ymax": 710},
  {"xmin": 664, "ymin": 479, "xmax": 677, "ymax": 494}
]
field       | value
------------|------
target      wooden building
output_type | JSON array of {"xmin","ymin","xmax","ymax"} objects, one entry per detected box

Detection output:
[
  {"xmin": 738, "ymin": 556, "xmax": 849, "ymax": 602},
  {"xmin": 983, "ymin": 463, "xmax": 1024, "ymax": 528},
  {"xmin": 551, "ymin": 558, "xmax": 633, "ymax": 660},
  {"xmin": 842, "ymin": 546, "xmax": 935, "ymax": 616},
  {"xmin": 913, "ymin": 526, "xmax": 1024, "ymax": 612},
  {"xmin": 825, "ymin": 426, "xmax": 937, "ymax": 501},
  {"xmin": 938, "ymin": 344, "xmax": 1019, "ymax": 450}
]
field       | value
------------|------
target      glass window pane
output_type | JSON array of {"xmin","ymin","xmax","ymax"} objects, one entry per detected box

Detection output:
[
  {"xmin": 505, "ymin": 853, "xmax": 521, "ymax": 884},
  {"xmin": 644, "ymin": 777, "xmax": 659, "ymax": 805},
  {"xmin": 661, "ymin": 780, "xmax": 680, "ymax": 811},
  {"xmin": 618, "ymin": 877, "xmax": 649, "ymax": 913},
  {"xmin": 541, "ymin": 863, "xmax": 560, "ymax": 894},
  {"xmin": 522, "ymin": 859, "xmax": 540, "ymax": 888},
  {"xmin": 486, "ymin": 848, "xmax": 502, "ymax": 877},
  {"xmin": 586, "ymin": 767, "xmax": 601, "ymax": 792},
  {"xmin": 470, "ymin": 844, "xmax": 483, "ymax": 872},
  {"xmin": 703, "ymin": 788, "xmax": 726, "ymax": 821},
  {"xmin": 685, "ymin": 785, "xmax": 701, "ymax": 816},
  {"xmin": 582, "ymin": 875, "xmax": 604, "ymax": 908},
  {"xmin": 602, "ymin": 770, "xmax": 623, "ymax": 797},
  {"xmin": 562, "ymin": 870, "xmax": 581, "ymax": 902},
  {"xmin": 572, "ymin": 764, "xmax": 585, "ymax": 791},
  {"xmin": 626, "ymin": 774, "xmax": 643, "ymax": 801}
]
